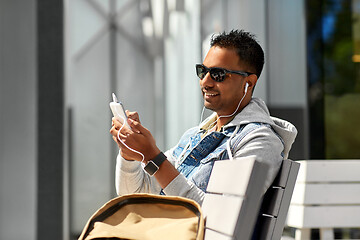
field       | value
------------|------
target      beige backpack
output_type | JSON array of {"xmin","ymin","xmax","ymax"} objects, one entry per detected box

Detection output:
[{"xmin": 78, "ymin": 193, "xmax": 204, "ymax": 240}]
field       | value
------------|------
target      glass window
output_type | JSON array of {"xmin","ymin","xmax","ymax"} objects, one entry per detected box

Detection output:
[
  {"xmin": 323, "ymin": 0, "xmax": 360, "ymax": 158},
  {"xmin": 307, "ymin": 0, "xmax": 360, "ymax": 159}
]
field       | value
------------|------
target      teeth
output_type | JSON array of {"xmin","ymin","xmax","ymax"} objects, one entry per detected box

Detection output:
[{"xmin": 206, "ymin": 93, "xmax": 218, "ymax": 96}]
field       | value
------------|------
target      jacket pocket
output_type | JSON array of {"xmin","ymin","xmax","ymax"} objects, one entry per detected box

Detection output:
[{"xmin": 190, "ymin": 160, "xmax": 215, "ymax": 192}]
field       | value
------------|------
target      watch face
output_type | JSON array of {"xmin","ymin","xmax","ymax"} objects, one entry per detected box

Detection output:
[{"xmin": 144, "ymin": 161, "xmax": 159, "ymax": 176}]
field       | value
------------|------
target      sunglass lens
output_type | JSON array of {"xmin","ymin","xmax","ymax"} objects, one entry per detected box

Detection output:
[
  {"xmin": 196, "ymin": 65, "xmax": 226, "ymax": 82},
  {"xmin": 210, "ymin": 68, "xmax": 226, "ymax": 82},
  {"xmin": 196, "ymin": 65, "xmax": 207, "ymax": 79}
]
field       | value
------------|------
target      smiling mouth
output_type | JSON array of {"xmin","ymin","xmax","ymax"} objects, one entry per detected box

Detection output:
[
  {"xmin": 205, "ymin": 93, "xmax": 218, "ymax": 96},
  {"xmin": 203, "ymin": 91, "xmax": 219, "ymax": 97}
]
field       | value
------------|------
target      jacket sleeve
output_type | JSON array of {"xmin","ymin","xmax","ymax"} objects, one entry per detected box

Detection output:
[
  {"xmin": 161, "ymin": 149, "xmax": 205, "ymax": 205},
  {"xmin": 115, "ymin": 151, "xmax": 162, "ymax": 196},
  {"xmin": 115, "ymin": 149, "xmax": 205, "ymax": 204},
  {"xmin": 231, "ymin": 125, "xmax": 283, "ymax": 195},
  {"xmin": 115, "ymin": 129, "xmax": 206, "ymax": 205}
]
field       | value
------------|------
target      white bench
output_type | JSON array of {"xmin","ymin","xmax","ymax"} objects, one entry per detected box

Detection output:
[
  {"xmin": 286, "ymin": 160, "xmax": 360, "ymax": 240},
  {"xmin": 202, "ymin": 157, "xmax": 299, "ymax": 240},
  {"xmin": 256, "ymin": 159, "xmax": 300, "ymax": 240}
]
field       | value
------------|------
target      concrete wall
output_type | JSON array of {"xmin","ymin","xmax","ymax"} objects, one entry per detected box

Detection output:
[{"xmin": 0, "ymin": 0, "xmax": 37, "ymax": 239}]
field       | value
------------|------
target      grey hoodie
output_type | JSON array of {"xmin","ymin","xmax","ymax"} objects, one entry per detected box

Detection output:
[{"xmin": 115, "ymin": 97, "xmax": 297, "ymax": 204}]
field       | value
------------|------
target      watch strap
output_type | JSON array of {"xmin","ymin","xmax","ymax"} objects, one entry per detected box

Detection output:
[
  {"xmin": 143, "ymin": 152, "xmax": 167, "ymax": 176},
  {"xmin": 151, "ymin": 152, "xmax": 167, "ymax": 167}
]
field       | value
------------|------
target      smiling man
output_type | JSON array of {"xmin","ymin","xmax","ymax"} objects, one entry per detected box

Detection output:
[{"xmin": 110, "ymin": 29, "xmax": 297, "ymax": 205}]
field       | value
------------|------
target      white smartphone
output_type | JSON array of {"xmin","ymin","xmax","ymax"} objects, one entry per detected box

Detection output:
[{"xmin": 110, "ymin": 93, "xmax": 131, "ymax": 128}]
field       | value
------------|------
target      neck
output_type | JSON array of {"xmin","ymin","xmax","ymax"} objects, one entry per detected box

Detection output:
[
  {"xmin": 216, "ymin": 115, "xmax": 234, "ymax": 130},
  {"xmin": 215, "ymin": 97, "xmax": 250, "ymax": 129}
]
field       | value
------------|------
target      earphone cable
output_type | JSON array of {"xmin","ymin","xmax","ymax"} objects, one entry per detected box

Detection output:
[
  {"xmin": 200, "ymin": 84, "xmax": 248, "ymax": 130},
  {"xmin": 115, "ymin": 109, "xmax": 145, "ymax": 164}
]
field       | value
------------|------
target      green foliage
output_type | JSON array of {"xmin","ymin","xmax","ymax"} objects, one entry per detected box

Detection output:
[{"xmin": 325, "ymin": 94, "xmax": 360, "ymax": 158}]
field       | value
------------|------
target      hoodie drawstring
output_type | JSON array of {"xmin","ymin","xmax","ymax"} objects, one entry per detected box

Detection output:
[{"xmin": 227, "ymin": 125, "xmax": 240, "ymax": 161}]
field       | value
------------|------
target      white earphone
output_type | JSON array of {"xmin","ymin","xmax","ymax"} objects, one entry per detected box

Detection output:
[{"xmin": 244, "ymin": 82, "xmax": 249, "ymax": 94}]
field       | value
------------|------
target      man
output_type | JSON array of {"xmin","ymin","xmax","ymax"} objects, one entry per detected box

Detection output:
[{"xmin": 110, "ymin": 29, "xmax": 297, "ymax": 205}]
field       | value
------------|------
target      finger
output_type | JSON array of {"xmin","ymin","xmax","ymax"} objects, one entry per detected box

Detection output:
[
  {"xmin": 127, "ymin": 118, "xmax": 148, "ymax": 134},
  {"xmin": 118, "ymin": 123, "xmax": 133, "ymax": 136},
  {"xmin": 110, "ymin": 123, "xmax": 126, "ymax": 136},
  {"xmin": 110, "ymin": 129, "xmax": 122, "ymax": 144},
  {"xmin": 126, "ymin": 111, "xmax": 140, "ymax": 123},
  {"xmin": 112, "ymin": 117, "xmax": 120, "ymax": 123},
  {"xmin": 110, "ymin": 125, "xmax": 118, "ymax": 136},
  {"xmin": 117, "ymin": 130, "xmax": 129, "ymax": 140},
  {"xmin": 112, "ymin": 135, "xmax": 123, "ymax": 149},
  {"xmin": 111, "ymin": 118, "xmax": 116, "ymax": 128},
  {"xmin": 113, "ymin": 117, "xmax": 133, "ymax": 135},
  {"xmin": 112, "ymin": 117, "xmax": 123, "ymax": 130}
]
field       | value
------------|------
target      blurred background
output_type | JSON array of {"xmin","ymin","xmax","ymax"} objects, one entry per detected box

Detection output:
[{"xmin": 0, "ymin": 0, "xmax": 359, "ymax": 239}]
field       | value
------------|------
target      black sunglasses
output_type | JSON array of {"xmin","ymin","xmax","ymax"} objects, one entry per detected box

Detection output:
[{"xmin": 196, "ymin": 64, "xmax": 252, "ymax": 82}]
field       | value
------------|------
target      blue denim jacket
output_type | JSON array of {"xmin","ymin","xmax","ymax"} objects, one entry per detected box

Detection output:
[
  {"xmin": 171, "ymin": 123, "xmax": 264, "ymax": 192},
  {"xmin": 116, "ymin": 98, "xmax": 296, "ymax": 205}
]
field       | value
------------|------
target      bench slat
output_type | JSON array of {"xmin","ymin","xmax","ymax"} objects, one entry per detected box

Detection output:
[
  {"xmin": 291, "ymin": 183, "xmax": 360, "ymax": 205},
  {"xmin": 272, "ymin": 159, "xmax": 292, "ymax": 188},
  {"xmin": 287, "ymin": 205, "xmax": 360, "ymax": 228},
  {"xmin": 296, "ymin": 160, "xmax": 360, "ymax": 182},
  {"xmin": 257, "ymin": 215, "xmax": 276, "ymax": 240},
  {"xmin": 202, "ymin": 193, "xmax": 243, "ymax": 236},
  {"xmin": 206, "ymin": 156, "xmax": 259, "ymax": 196},
  {"xmin": 203, "ymin": 156, "xmax": 270, "ymax": 240},
  {"xmin": 204, "ymin": 229, "xmax": 232, "ymax": 240},
  {"xmin": 260, "ymin": 187, "xmax": 284, "ymax": 217}
]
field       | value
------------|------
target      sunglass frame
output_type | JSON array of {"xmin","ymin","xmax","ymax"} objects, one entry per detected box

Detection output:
[{"xmin": 196, "ymin": 64, "xmax": 252, "ymax": 82}]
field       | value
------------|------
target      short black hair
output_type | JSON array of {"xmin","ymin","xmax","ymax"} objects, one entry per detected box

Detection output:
[{"xmin": 210, "ymin": 29, "xmax": 264, "ymax": 78}]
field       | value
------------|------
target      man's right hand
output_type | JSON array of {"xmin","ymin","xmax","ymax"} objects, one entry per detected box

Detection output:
[
  {"xmin": 110, "ymin": 111, "xmax": 160, "ymax": 163},
  {"xmin": 110, "ymin": 110, "xmax": 139, "ymax": 148}
]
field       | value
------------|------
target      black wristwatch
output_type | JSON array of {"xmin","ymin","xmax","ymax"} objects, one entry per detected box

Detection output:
[{"xmin": 143, "ymin": 152, "xmax": 167, "ymax": 176}]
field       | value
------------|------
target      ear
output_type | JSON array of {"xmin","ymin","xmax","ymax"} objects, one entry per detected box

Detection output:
[{"xmin": 246, "ymin": 74, "xmax": 258, "ymax": 92}]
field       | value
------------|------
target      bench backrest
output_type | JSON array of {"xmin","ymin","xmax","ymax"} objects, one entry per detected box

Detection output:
[
  {"xmin": 287, "ymin": 160, "xmax": 360, "ymax": 229},
  {"xmin": 202, "ymin": 156, "xmax": 269, "ymax": 240},
  {"xmin": 202, "ymin": 157, "xmax": 300, "ymax": 240},
  {"xmin": 255, "ymin": 159, "xmax": 300, "ymax": 240}
]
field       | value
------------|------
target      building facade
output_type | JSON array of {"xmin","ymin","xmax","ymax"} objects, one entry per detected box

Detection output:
[{"xmin": 0, "ymin": 0, "xmax": 359, "ymax": 239}]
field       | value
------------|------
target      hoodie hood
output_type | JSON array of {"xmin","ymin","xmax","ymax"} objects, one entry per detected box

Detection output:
[
  {"xmin": 230, "ymin": 97, "xmax": 297, "ymax": 159},
  {"xmin": 269, "ymin": 116, "xmax": 297, "ymax": 159},
  {"xmin": 201, "ymin": 98, "xmax": 297, "ymax": 159}
]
